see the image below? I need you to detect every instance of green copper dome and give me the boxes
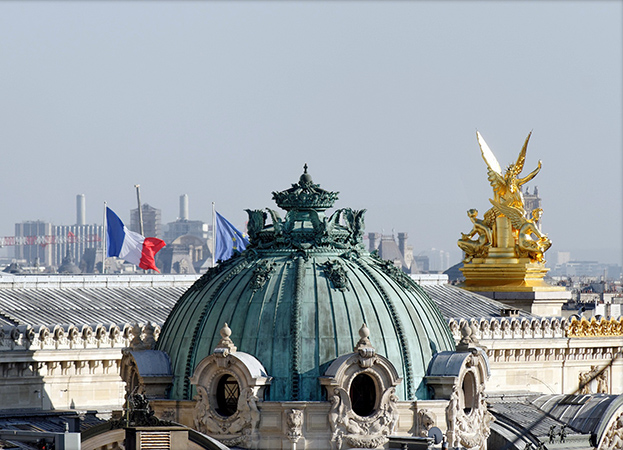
[157,167,455,402]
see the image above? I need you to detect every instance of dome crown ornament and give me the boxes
[271,164,339,211]
[245,165,366,252]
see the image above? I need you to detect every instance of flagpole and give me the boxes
[135,184,144,236]
[103,201,107,275]
[212,202,216,267]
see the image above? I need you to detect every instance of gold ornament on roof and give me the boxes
[458,132,551,264]
[458,131,560,292]
[566,316,623,338]
[457,209,493,263]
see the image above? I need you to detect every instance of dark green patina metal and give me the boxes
[157,167,455,402]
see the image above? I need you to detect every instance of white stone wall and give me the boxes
[448,317,623,396]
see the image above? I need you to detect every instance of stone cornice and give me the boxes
[0,323,161,352]
[447,316,623,341]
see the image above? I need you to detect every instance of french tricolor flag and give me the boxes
[106,207,165,272]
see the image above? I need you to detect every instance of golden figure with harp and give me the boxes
[458,131,552,264]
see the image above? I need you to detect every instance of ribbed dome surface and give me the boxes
[157,169,455,402]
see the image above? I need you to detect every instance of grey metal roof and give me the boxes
[420,283,535,320]
[487,393,623,448]
[427,348,490,377]
[530,393,623,437]
[0,286,187,327]
[129,350,172,377]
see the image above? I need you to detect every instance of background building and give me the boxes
[14,220,54,267]
[130,204,162,239]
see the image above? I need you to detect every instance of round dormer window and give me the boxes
[350,373,376,417]
[215,374,239,417]
[462,371,477,415]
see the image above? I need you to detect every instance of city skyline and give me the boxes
[1,2,621,265]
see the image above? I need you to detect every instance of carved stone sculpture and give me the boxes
[193,384,261,449]
[327,386,399,449]
[599,412,623,450]
[285,409,304,443]
[445,380,493,450]
[416,409,435,438]
[322,325,402,450]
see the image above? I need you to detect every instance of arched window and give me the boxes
[350,373,376,417]
[216,374,240,417]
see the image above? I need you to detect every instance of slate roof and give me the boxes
[0,275,197,327]
[377,237,405,266]
[0,286,187,327]
[420,283,534,320]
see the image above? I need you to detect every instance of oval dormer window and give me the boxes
[462,371,477,415]
[350,373,376,417]
[216,374,240,417]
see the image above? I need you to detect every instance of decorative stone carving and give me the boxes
[215,323,237,354]
[245,209,267,241]
[445,383,493,450]
[599,412,623,450]
[426,348,492,450]
[322,260,350,291]
[320,325,402,450]
[457,321,482,352]
[190,323,271,449]
[416,409,436,437]
[327,386,399,449]
[579,365,609,395]
[285,409,304,443]
[250,260,274,292]
[194,385,260,448]
[373,256,416,291]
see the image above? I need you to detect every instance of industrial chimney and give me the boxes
[76,194,86,225]
[180,194,189,221]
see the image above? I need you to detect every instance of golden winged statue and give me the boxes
[477,131,542,225]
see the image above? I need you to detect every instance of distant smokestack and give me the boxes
[76,194,86,225]
[180,194,189,221]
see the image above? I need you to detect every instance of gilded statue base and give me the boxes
[459,249,556,292]
[459,250,570,316]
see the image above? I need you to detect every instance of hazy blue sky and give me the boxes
[1,1,621,265]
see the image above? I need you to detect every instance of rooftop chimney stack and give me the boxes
[180,194,189,221]
[76,194,86,225]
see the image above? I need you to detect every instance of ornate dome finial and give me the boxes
[272,166,339,211]
[215,323,237,354]
[354,323,376,362]
[355,323,373,351]
[359,323,370,340]
[299,163,313,185]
